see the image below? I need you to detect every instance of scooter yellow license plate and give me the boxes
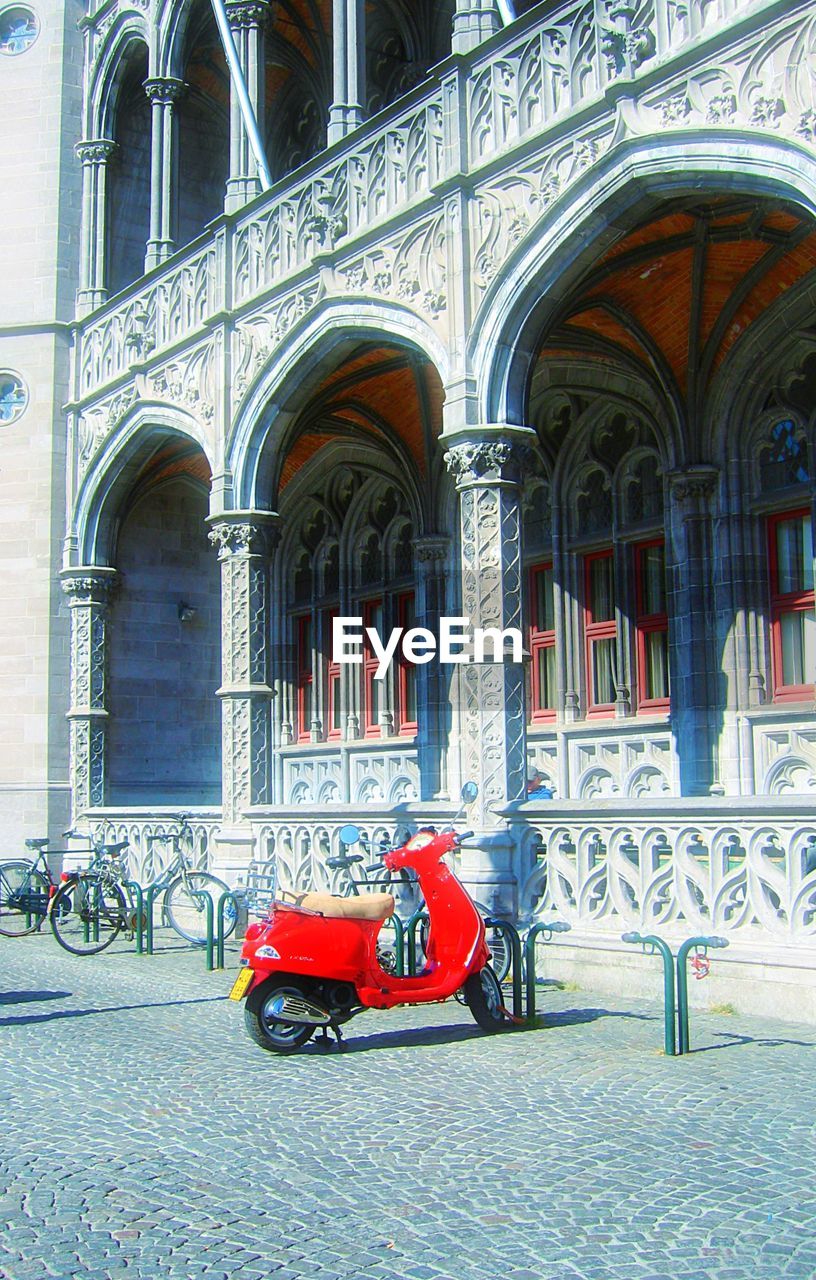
[228,968,254,1001]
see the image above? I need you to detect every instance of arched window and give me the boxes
[524,415,669,725]
[524,479,555,721]
[107,44,151,294]
[177,1,229,248]
[283,472,417,743]
[756,418,814,702]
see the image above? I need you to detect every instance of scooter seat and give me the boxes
[297,891,395,921]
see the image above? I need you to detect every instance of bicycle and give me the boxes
[140,816,237,947]
[0,831,96,937]
[49,817,237,955]
[49,838,134,955]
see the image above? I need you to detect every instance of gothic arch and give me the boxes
[86,19,148,139]
[72,404,214,566]
[472,133,816,428]
[226,299,450,511]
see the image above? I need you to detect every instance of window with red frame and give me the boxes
[768,510,815,700]
[635,540,670,710]
[362,598,383,735]
[325,609,342,738]
[296,614,313,741]
[397,592,418,735]
[529,562,556,720]
[585,551,617,715]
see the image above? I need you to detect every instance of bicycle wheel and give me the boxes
[164,873,234,945]
[50,877,127,955]
[485,925,512,983]
[0,861,50,936]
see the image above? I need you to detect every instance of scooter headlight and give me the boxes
[405,831,435,851]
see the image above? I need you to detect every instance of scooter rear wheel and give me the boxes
[463,965,507,1032]
[244,979,316,1054]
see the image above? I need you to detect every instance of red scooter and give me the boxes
[229,784,510,1052]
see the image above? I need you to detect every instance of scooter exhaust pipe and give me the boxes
[269,994,332,1026]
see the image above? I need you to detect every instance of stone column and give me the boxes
[667,467,721,795]
[208,513,278,878]
[75,139,116,315]
[225,1,270,212]
[144,77,185,270]
[60,568,118,815]
[444,434,531,914]
[452,0,503,53]
[414,536,450,801]
[327,0,365,145]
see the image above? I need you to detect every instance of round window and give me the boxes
[0,6,39,55]
[0,372,28,423]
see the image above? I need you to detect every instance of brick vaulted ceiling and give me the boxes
[278,346,443,492]
[532,197,816,441]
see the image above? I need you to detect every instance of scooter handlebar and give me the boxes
[457,830,474,842]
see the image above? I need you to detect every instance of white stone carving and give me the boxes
[521,812,816,942]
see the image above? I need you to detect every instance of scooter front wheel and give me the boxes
[244,978,316,1054]
[463,965,507,1033]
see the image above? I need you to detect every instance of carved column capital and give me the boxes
[225,0,271,28]
[75,139,117,165]
[207,512,280,560]
[668,465,720,510]
[444,437,533,488]
[143,77,187,106]
[412,535,450,565]
[60,566,118,606]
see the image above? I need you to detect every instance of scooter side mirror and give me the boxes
[461,781,479,805]
[339,824,361,847]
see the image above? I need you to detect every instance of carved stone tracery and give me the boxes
[208,514,279,825]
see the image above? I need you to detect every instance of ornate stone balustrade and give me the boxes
[515,799,816,945]
[81,798,816,951]
[70,0,812,439]
[87,809,222,883]
[248,803,457,907]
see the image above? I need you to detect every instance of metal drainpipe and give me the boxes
[209,0,273,191]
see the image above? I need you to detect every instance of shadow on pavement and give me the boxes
[536,1008,657,1027]
[0,990,72,1006]
[0,995,225,1028]
[689,1030,816,1053]
[299,1006,655,1055]
[304,1022,484,1054]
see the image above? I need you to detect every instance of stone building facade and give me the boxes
[2,0,815,1012]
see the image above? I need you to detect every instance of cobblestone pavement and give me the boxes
[1,930,815,1280]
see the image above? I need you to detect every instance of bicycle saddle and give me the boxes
[25,838,50,849]
[101,840,130,855]
[294,891,395,921]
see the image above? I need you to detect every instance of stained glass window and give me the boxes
[0,8,38,55]
[0,373,27,423]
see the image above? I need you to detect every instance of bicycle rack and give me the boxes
[144,884,163,955]
[215,890,243,970]
[405,909,429,976]
[380,912,405,976]
[523,920,572,1021]
[484,918,524,1019]
[622,932,677,1056]
[676,935,729,1054]
[124,880,145,954]
[622,932,730,1055]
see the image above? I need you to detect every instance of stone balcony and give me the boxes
[67,0,816,508]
